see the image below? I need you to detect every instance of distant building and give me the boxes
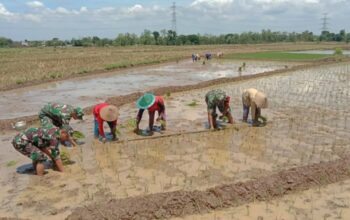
[21,41,29,47]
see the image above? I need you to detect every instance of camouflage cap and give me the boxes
[74,107,84,119]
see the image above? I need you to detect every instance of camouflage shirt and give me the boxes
[39,103,74,128]
[205,89,227,114]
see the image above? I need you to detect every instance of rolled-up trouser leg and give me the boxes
[255,107,261,121]
[93,118,99,138]
[243,105,249,122]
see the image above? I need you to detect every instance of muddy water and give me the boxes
[289,50,350,55]
[0,62,349,219]
[0,60,293,119]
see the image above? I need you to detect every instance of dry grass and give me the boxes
[0,43,347,90]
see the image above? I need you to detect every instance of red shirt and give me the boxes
[93,103,117,138]
[148,96,164,113]
[137,96,165,122]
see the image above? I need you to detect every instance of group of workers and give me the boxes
[11,88,267,176]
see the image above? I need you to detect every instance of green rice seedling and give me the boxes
[127,118,137,130]
[334,48,343,56]
[187,100,198,107]
[72,130,85,139]
[60,151,72,165]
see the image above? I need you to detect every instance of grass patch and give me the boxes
[187,100,198,107]
[225,51,331,61]
[126,118,137,130]
[6,160,17,167]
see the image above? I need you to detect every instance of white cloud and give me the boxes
[56,7,70,14]
[0,3,14,19]
[191,0,234,8]
[96,7,115,13]
[80,6,88,13]
[23,14,41,22]
[26,1,44,8]
[127,4,144,14]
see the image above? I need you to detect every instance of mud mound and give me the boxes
[66,155,350,220]
[1,60,342,131]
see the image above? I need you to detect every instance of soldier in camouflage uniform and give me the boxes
[39,103,84,146]
[12,127,69,176]
[205,89,234,129]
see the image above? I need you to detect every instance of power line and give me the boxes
[321,13,329,32]
[171,2,177,33]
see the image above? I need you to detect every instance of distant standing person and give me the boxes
[135,93,166,134]
[205,89,234,129]
[39,103,84,146]
[12,127,69,176]
[242,88,268,126]
[205,53,212,60]
[93,103,119,142]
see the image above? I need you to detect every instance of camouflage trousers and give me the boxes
[12,139,60,163]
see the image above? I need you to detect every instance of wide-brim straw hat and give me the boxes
[136,93,156,109]
[254,92,268,108]
[100,105,119,122]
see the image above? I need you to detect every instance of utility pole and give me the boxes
[171,2,177,33]
[321,13,329,33]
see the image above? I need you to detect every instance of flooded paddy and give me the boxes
[289,50,350,55]
[0,62,349,219]
[0,60,294,119]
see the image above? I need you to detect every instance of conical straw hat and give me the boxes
[136,93,156,109]
[254,92,268,108]
[100,105,119,122]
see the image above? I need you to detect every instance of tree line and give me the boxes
[1,29,349,48]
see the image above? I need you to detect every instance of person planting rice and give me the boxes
[242,88,268,126]
[39,103,84,146]
[135,93,166,135]
[205,89,234,129]
[93,103,119,143]
[12,127,68,176]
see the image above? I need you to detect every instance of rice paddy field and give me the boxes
[0,43,350,220]
[0,43,347,90]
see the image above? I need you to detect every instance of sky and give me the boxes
[0,0,349,40]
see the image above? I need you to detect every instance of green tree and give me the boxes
[152,31,160,45]
[140,29,154,45]
[0,37,13,47]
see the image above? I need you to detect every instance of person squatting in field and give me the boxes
[242,88,268,126]
[205,89,234,129]
[39,103,84,146]
[93,103,119,143]
[12,127,69,176]
[135,93,166,135]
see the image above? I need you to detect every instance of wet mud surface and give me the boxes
[66,154,350,220]
[0,59,338,130]
[0,60,349,219]
[0,60,292,120]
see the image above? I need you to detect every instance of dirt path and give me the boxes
[66,154,350,220]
